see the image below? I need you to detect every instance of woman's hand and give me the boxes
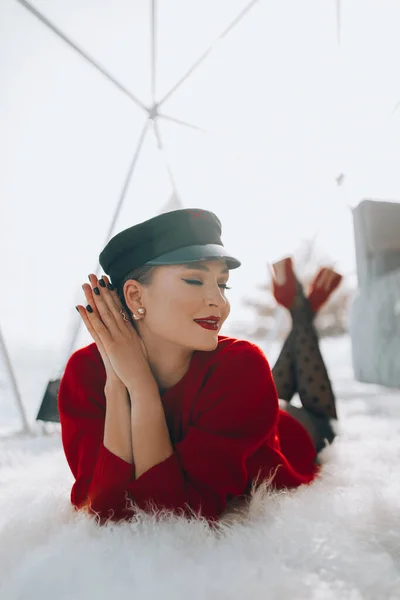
[76,274,151,390]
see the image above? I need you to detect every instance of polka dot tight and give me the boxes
[272,280,338,421]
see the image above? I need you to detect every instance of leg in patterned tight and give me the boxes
[270,258,298,401]
[271,260,342,420]
[272,335,297,401]
[289,283,338,420]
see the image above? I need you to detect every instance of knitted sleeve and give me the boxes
[58,347,135,522]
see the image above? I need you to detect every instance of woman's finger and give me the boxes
[97,274,133,329]
[85,277,124,336]
[89,274,122,313]
[83,282,119,336]
[80,299,114,345]
[100,274,115,293]
[76,305,115,373]
[82,283,101,320]
[75,305,109,347]
[101,275,125,308]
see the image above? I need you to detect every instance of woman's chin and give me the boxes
[194,332,219,351]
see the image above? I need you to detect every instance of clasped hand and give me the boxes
[76,274,151,390]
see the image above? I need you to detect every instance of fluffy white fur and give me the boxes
[1,338,400,599]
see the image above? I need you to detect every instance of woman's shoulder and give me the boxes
[196,335,271,371]
[215,335,268,360]
[189,336,277,422]
[59,343,106,411]
[64,342,104,377]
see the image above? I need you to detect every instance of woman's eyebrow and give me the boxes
[181,263,229,274]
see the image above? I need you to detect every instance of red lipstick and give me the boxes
[193,316,220,331]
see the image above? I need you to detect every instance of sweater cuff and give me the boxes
[91,442,135,490]
[130,452,184,510]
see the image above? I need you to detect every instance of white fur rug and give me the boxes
[1,338,400,600]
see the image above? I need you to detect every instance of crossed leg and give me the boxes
[270,259,342,452]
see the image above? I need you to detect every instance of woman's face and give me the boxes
[125,259,231,351]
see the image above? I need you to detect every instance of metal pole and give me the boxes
[60,119,150,368]
[15,0,148,112]
[153,120,180,200]
[158,113,209,133]
[158,0,261,108]
[0,325,31,434]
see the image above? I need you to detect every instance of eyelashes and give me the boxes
[183,279,232,290]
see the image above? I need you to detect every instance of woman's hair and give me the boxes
[117,265,155,323]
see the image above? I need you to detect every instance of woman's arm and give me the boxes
[83,342,282,522]
[103,375,175,477]
[104,380,133,465]
[129,377,173,479]
[58,347,135,522]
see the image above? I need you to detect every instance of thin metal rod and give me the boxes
[15,0,148,112]
[158,112,209,133]
[152,120,180,200]
[61,119,150,368]
[0,325,31,434]
[151,0,157,104]
[158,0,260,108]
[100,120,150,244]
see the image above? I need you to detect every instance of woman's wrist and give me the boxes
[127,372,159,403]
[104,376,127,396]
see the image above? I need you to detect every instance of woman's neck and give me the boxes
[141,336,193,393]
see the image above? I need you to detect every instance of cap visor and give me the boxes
[145,244,241,269]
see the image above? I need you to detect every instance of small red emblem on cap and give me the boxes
[188,210,207,220]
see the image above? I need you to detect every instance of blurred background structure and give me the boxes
[236,238,354,341]
[1,0,400,433]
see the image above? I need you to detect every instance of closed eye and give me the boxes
[182,279,232,290]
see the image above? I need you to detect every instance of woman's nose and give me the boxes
[206,285,227,306]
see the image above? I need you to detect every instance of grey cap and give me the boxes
[145,243,241,269]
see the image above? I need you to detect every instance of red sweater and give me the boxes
[58,336,319,524]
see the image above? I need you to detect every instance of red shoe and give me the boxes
[307,267,343,313]
[270,257,297,309]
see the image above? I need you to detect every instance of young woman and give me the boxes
[58,209,341,525]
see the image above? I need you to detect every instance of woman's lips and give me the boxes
[194,321,219,331]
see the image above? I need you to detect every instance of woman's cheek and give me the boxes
[222,300,231,321]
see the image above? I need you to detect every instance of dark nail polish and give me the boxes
[99,278,106,288]
[107,283,114,291]
[86,305,93,313]
[75,306,79,312]
[88,275,91,281]
[93,287,100,296]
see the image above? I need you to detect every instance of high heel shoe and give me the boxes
[307,267,343,314]
[270,257,298,310]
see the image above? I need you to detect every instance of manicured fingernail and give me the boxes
[93,287,100,296]
[99,278,106,288]
[75,306,79,312]
[88,275,92,281]
[107,283,114,291]
[86,305,93,313]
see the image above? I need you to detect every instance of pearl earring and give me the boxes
[137,307,146,315]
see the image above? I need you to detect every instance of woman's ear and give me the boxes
[123,279,142,313]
